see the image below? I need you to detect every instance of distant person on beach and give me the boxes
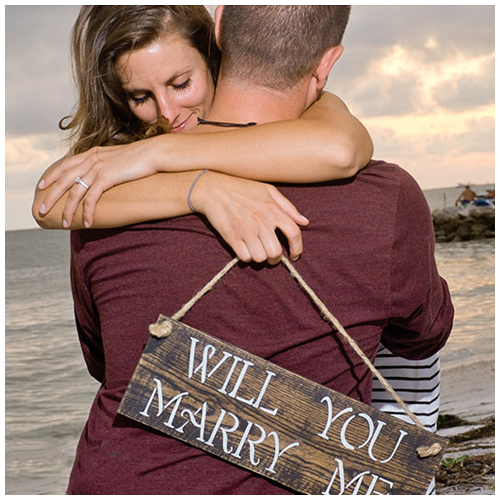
[455,185,477,206]
[32,5,453,495]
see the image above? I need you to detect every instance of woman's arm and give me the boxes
[37,92,372,222]
[33,171,196,229]
[32,170,309,264]
[153,92,372,182]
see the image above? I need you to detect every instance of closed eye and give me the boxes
[129,93,150,106]
[172,78,191,91]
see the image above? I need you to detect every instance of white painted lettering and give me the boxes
[253,370,279,415]
[265,431,301,474]
[176,402,208,443]
[187,337,200,379]
[365,474,394,495]
[317,397,353,439]
[139,378,188,431]
[139,377,164,417]
[339,413,375,450]
[229,359,255,404]
[219,355,242,395]
[205,409,240,454]
[368,420,408,464]
[322,458,372,495]
[162,392,189,429]
[187,336,232,383]
[186,337,278,415]
[232,420,267,466]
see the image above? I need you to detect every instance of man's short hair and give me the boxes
[219,5,351,91]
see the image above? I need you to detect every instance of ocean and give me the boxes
[5,201,495,494]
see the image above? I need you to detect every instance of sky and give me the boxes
[5,5,496,231]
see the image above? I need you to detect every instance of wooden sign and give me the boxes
[118,315,448,495]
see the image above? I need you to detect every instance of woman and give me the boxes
[32,6,440,495]
[33,5,373,264]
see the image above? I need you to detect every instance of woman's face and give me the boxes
[116,35,215,133]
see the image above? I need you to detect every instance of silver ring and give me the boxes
[75,177,90,190]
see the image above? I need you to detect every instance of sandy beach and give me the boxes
[436,358,495,494]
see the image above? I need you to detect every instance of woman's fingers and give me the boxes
[81,179,108,227]
[38,151,92,190]
[231,239,257,264]
[198,175,306,265]
[206,209,281,264]
[245,231,277,264]
[38,148,110,225]
[61,170,111,227]
[37,148,101,216]
[61,183,91,227]
[230,210,303,265]
[37,152,94,215]
[275,217,303,262]
[37,157,70,190]
[38,169,87,215]
[268,186,309,227]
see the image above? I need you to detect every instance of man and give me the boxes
[455,184,477,205]
[68,6,453,494]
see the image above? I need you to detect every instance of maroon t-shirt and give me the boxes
[67,160,453,494]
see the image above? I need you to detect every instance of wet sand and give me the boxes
[436,359,495,495]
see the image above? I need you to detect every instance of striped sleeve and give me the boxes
[372,345,441,495]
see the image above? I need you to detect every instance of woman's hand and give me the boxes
[191,172,309,265]
[37,139,159,227]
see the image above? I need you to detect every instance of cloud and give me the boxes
[6,134,64,192]
[5,5,80,136]
[331,5,495,119]
[426,117,495,156]
[367,115,495,189]
[432,57,495,112]
[334,69,427,118]
[369,115,494,161]
[347,5,494,63]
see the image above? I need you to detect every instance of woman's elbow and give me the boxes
[31,196,62,230]
[32,204,53,229]
[32,196,46,228]
[327,138,373,179]
[348,139,374,175]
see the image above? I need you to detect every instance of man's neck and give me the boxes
[204,81,311,127]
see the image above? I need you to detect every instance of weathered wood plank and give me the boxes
[118,315,448,495]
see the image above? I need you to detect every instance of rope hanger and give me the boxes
[149,255,442,458]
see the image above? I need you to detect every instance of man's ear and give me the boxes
[214,6,224,50]
[313,45,344,91]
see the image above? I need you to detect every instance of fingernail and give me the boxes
[39,203,47,214]
[291,255,300,262]
[301,215,309,223]
[84,220,90,228]
[38,180,45,189]
[62,219,69,228]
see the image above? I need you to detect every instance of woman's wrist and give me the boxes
[187,169,210,212]
[187,170,217,213]
[135,134,175,175]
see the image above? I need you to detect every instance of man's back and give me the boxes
[68,160,453,494]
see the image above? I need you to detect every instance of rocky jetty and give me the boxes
[432,206,495,243]
[436,359,495,495]
[436,415,495,495]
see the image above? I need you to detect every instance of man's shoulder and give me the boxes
[363,159,414,180]
[361,160,430,224]
[282,159,424,207]
[361,159,425,196]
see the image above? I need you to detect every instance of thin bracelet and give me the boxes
[187,169,209,212]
